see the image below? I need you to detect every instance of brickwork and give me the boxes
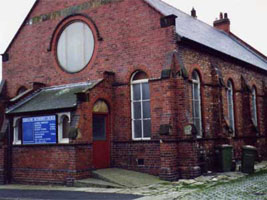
[1,0,267,183]
[0,145,6,184]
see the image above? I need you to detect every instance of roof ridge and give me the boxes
[6,89,41,114]
[45,81,94,91]
[145,0,267,70]
[147,0,221,33]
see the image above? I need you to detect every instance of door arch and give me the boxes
[92,100,110,169]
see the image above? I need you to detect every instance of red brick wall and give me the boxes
[2,0,267,183]
[3,0,175,97]
[177,44,267,173]
[0,145,6,184]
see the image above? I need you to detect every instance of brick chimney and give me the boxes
[213,12,230,33]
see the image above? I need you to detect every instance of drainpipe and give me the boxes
[6,118,12,184]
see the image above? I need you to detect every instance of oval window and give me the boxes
[57,21,95,73]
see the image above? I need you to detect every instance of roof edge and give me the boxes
[2,0,39,55]
[229,32,267,60]
[179,37,267,73]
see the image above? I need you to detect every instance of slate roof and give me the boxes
[6,80,102,114]
[145,0,267,71]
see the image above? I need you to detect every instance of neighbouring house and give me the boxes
[0,0,267,184]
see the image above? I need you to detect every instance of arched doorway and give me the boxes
[92,100,110,169]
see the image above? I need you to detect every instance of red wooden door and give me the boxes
[92,114,110,169]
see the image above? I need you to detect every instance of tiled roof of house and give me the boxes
[6,80,102,114]
[145,0,267,71]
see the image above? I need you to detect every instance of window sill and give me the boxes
[132,138,151,141]
[58,138,70,144]
[13,141,21,145]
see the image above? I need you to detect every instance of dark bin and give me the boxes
[215,144,233,172]
[241,145,257,174]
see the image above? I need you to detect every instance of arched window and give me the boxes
[58,113,71,143]
[227,80,235,133]
[192,70,202,137]
[131,71,151,140]
[251,87,258,127]
[62,116,70,139]
[13,117,22,145]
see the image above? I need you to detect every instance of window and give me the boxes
[251,87,258,127]
[93,100,109,141]
[58,113,71,143]
[131,71,151,140]
[13,117,22,145]
[57,21,95,73]
[192,71,202,137]
[227,80,235,133]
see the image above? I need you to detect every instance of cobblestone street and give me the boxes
[181,171,267,200]
[135,162,267,200]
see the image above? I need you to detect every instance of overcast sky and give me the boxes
[0,0,267,80]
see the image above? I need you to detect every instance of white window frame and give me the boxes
[192,71,202,138]
[227,80,235,134]
[131,72,151,141]
[58,112,71,144]
[252,87,258,127]
[13,117,22,145]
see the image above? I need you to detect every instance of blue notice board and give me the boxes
[22,115,57,145]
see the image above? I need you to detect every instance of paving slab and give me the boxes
[75,178,123,188]
[92,168,166,188]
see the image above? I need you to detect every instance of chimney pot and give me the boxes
[224,13,228,19]
[220,12,223,19]
[191,7,197,18]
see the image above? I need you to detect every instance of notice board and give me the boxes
[22,115,57,144]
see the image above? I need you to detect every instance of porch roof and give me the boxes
[6,80,102,114]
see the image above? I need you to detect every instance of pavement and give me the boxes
[0,190,140,200]
[0,161,267,200]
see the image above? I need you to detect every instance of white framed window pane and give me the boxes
[133,102,141,119]
[193,83,199,100]
[227,81,235,131]
[192,71,202,136]
[142,83,150,100]
[133,84,141,100]
[143,120,151,138]
[194,118,201,135]
[193,100,200,117]
[143,101,151,118]
[252,88,257,125]
[134,120,142,138]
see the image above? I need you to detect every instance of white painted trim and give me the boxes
[13,117,22,145]
[192,71,202,137]
[58,112,71,144]
[131,72,151,140]
[252,87,258,127]
[227,80,235,135]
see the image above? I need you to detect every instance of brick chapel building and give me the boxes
[0,0,267,184]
